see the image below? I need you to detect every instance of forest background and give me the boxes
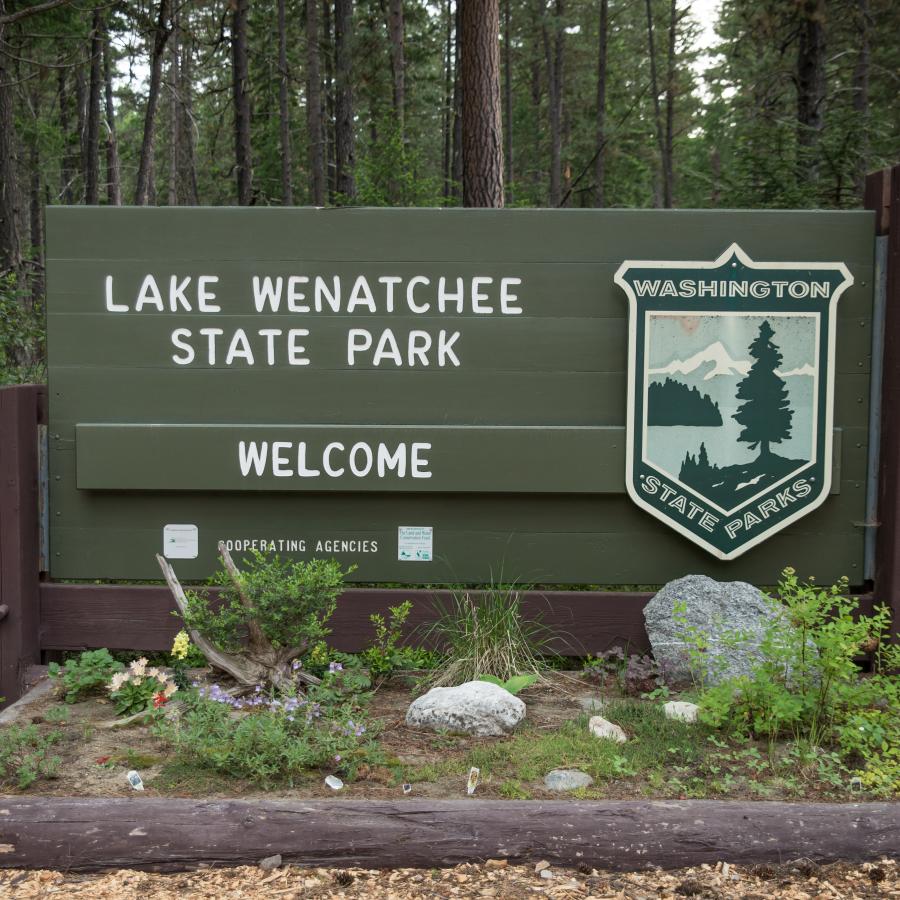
[0,0,897,380]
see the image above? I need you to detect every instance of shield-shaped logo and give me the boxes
[615,243,853,560]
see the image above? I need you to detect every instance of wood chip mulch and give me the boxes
[1,857,896,899]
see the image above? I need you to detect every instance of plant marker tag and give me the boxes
[325,775,344,791]
[466,766,480,795]
[126,770,144,791]
[402,783,412,795]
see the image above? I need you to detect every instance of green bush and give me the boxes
[361,600,414,680]
[48,649,123,703]
[181,550,349,655]
[0,725,62,789]
[164,663,377,787]
[691,568,900,795]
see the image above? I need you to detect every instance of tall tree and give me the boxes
[277,0,293,204]
[503,0,512,198]
[0,0,21,271]
[460,0,503,206]
[387,0,405,136]
[645,0,667,207]
[593,0,608,206]
[852,0,870,196]
[103,30,122,206]
[231,0,253,205]
[796,0,826,186]
[135,0,172,206]
[540,0,564,206]
[662,0,677,208]
[84,8,103,204]
[333,0,356,200]
[307,0,326,204]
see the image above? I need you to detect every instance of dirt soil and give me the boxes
[2,858,897,899]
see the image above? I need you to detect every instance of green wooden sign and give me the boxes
[45,208,874,584]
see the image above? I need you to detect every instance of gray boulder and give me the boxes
[544,769,594,791]
[644,574,779,686]
[405,680,525,737]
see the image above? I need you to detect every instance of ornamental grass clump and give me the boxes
[422,584,554,688]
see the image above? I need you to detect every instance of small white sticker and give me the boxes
[163,524,199,559]
[398,525,432,561]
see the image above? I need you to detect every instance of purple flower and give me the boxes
[291,660,302,671]
[328,661,344,674]
[334,754,342,762]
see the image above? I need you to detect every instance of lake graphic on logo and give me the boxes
[616,244,853,559]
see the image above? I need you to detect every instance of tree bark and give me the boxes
[460,0,504,207]
[593,0,608,207]
[450,0,462,200]
[307,0,325,204]
[387,0,404,137]
[851,0,869,198]
[540,0,564,207]
[333,0,356,201]
[231,0,253,205]
[796,0,825,186]
[180,25,199,206]
[645,0,666,208]
[134,0,172,206]
[57,64,74,204]
[102,32,122,206]
[662,0,676,208]
[0,4,21,272]
[442,0,453,199]
[84,8,103,205]
[503,0,512,199]
[278,0,293,204]
[75,64,86,200]
[322,0,336,200]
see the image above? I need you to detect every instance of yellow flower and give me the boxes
[171,630,191,661]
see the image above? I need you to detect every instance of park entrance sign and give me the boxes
[45,208,874,585]
[617,244,853,559]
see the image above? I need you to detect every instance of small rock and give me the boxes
[540,869,554,880]
[259,854,282,871]
[544,769,594,791]
[405,681,526,737]
[485,859,508,869]
[588,715,627,742]
[664,701,700,723]
[535,860,551,873]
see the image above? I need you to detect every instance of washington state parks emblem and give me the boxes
[615,243,853,560]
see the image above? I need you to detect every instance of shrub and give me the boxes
[421,584,554,687]
[0,725,62,789]
[691,568,900,794]
[48,649,123,703]
[361,600,413,680]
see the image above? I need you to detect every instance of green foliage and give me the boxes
[0,271,45,385]
[181,550,349,655]
[691,568,900,795]
[362,600,414,680]
[48,649,123,703]
[477,674,539,695]
[0,725,62,789]
[421,584,554,687]
[164,665,378,788]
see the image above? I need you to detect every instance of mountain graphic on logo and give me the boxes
[649,341,750,381]
[776,363,816,377]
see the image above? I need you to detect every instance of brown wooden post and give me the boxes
[867,165,900,634]
[0,384,44,707]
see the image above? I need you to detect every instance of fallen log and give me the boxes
[0,798,897,873]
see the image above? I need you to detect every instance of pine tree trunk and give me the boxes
[278,0,293,204]
[29,88,44,304]
[0,6,21,272]
[450,0,462,200]
[75,64,87,200]
[540,0,564,206]
[135,0,172,206]
[307,0,326,204]
[103,32,122,206]
[796,0,825,187]
[58,65,74,204]
[322,0,336,201]
[387,0,404,137]
[167,13,180,207]
[593,0,607,207]
[180,30,199,206]
[852,0,869,199]
[84,8,103,205]
[662,0,676,208]
[333,0,356,201]
[441,0,453,200]
[231,0,253,205]
[503,0,513,200]
[645,0,666,208]
[460,0,504,207]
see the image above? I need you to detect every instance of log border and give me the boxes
[0,797,897,873]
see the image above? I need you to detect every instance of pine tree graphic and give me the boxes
[732,320,793,460]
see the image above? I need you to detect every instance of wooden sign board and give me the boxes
[46,208,874,583]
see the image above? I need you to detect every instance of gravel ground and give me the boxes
[1,858,896,899]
